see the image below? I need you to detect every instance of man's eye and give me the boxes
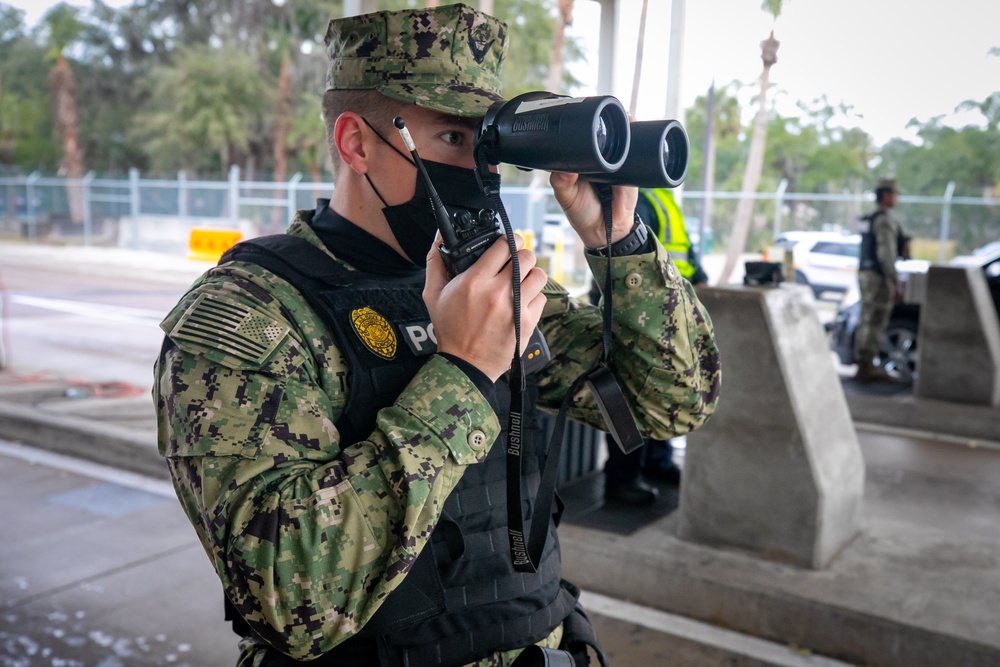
[441,131,464,146]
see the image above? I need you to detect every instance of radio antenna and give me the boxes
[393,117,460,248]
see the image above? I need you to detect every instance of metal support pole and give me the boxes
[664,0,686,122]
[287,173,302,229]
[773,178,788,239]
[229,164,240,226]
[25,171,40,241]
[698,80,715,260]
[938,181,956,263]
[82,171,95,246]
[595,0,617,95]
[129,167,140,250]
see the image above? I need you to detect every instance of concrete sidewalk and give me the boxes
[0,440,239,666]
[3,241,1000,666]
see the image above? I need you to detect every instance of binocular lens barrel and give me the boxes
[478,92,630,174]
[585,119,689,188]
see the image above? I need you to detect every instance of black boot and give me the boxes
[604,477,659,506]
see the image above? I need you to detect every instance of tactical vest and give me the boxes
[640,188,696,279]
[219,233,579,667]
[859,210,907,275]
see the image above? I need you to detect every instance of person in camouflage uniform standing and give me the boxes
[855,177,908,382]
[154,4,721,666]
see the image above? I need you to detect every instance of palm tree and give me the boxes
[545,0,573,93]
[137,44,272,176]
[42,3,86,224]
[718,0,783,284]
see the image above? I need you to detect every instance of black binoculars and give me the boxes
[476,91,689,188]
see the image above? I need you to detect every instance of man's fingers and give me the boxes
[468,234,525,276]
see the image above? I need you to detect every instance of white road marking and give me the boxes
[580,590,855,667]
[9,295,166,325]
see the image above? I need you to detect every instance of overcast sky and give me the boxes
[573,0,1000,146]
[7,0,1000,146]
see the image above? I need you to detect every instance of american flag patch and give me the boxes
[170,294,288,365]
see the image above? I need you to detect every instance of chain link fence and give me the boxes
[2,169,997,280]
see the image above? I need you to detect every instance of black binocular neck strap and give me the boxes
[472,143,623,573]
[593,183,616,363]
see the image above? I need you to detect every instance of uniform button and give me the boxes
[625,273,643,288]
[468,430,488,450]
[666,264,676,280]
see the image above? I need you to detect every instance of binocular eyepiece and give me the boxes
[476,91,688,189]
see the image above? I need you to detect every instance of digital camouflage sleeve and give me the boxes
[154,213,720,663]
[537,240,721,437]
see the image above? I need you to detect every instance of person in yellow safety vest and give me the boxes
[636,188,708,286]
[601,188,706,506]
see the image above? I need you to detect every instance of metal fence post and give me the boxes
[25,171,40,241]
[229,164,240,226]
[178,170,187,218]
[287,173,302,228]
[82,171,95,246]
[773,178,788,239]
[938,181,956,263]
[129,167,141,249]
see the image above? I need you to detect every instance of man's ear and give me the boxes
[334,112,371,175]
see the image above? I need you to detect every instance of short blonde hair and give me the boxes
[321,90,410,178]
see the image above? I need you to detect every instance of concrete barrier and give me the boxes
[915,265,1000,407]
[679,284,865,569]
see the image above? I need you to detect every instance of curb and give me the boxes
[0,400,166,480]
[846,391,1000,444]
[561,521,1000,667]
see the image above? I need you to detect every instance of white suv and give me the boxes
[774,231,861,299]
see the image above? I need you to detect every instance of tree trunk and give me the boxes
[529,0,574,194]
[718,32,779,284]
[49,55,86,224]
[271,56,293,231]
[545,0,573,93]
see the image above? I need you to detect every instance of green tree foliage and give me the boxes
[879,105,1000,253]
[0,5,60,169]
[135,44,273,175]
[683,81,747,192]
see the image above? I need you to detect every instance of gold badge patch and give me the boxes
[351,307,396,360]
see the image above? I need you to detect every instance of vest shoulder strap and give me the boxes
[220,234,356,290]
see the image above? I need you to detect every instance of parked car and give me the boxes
[773,231,861,299]
[828,241,1000,382]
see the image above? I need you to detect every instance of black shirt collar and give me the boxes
[309,199,423,278]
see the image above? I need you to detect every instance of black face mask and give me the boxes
[364,120,494,266]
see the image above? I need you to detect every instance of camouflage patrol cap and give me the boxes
[324,3,508,118]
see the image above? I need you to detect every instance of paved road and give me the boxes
[1,252,195,392]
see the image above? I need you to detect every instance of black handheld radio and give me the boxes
[392,117,503,277]
[392,117,550,373]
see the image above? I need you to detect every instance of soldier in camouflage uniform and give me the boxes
[154,4,721,666]
[855,177,907,382]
